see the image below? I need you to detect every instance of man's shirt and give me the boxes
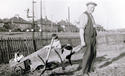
[77,12,96,46]
[77,13,88,29]
[77,13,88,46]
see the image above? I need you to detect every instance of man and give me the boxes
[77,2,97,76]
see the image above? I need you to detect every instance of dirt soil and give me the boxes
[1,43,125,76]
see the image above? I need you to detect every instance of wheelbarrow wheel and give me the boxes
[14,66,24,75]
[39,65,46,76]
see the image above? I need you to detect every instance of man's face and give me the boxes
[87,4,96,13]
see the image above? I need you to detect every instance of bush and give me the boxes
[0,27,8,32]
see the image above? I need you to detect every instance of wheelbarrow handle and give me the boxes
[46,38,54,61]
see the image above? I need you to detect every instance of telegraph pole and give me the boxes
[68,6,70,26]
[32,0,37,51]
[32,0,36,51]
[26,0,36,51]
[40,0,43,37]
[32,0,35,30]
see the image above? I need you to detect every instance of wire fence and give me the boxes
[0,36,80,63]
[0,32,125,63]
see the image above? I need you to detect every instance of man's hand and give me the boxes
[80,44,86,49]
[93,24,97,27]
[81,41,86,47]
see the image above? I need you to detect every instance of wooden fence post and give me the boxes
[0,38,2,63]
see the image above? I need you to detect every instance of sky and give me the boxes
[0,0,125,30]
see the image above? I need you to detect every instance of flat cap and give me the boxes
[86,2,97,6]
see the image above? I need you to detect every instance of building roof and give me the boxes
[10,16,31,24]
[37,17,56,25]
[2,16,31,24]
[0,19,3,23]
[57,20,74,26]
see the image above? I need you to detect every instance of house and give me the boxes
[9,16,32,31]
[95,24,105,31]
[1,16,32,32]
[0,19,7,32]
[57,20,79,32]
[37,17,59,32]
[0,19,4,27]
